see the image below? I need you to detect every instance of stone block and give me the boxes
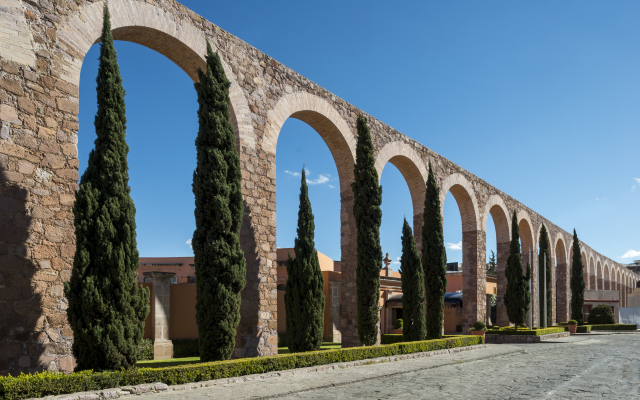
[153,340,173,360]
[17,97,36,115]
[0,78,24,96]
[56,98,78,114]
[0,171,23,182]
[59,356,75,372]
[0,105,21,125]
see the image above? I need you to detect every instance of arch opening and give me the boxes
[441,175,482,332]
[555,237,569,323]
[483,198,509,327]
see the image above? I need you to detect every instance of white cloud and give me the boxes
[445,241,462,250]
[186,238,192,250]
[620,249,640,259]
[328,185,335,189]
[285,170,301,178]
[632,178,640,191]
[595,197,608,201]
[391,256,401,265]
[307,174,331,185]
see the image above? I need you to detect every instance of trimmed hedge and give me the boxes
[559,324,636,332]
[589,324,637,331]
[0,336,482,400]
[173,339,199,359]
[486,327,565,336]
[576,325,591,333]
[381,334,464,345]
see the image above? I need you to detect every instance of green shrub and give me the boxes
[394,319,403,330]
[568,319,577,325]
[576,325,591,333]
[471,321,487,332]
[589,324,637,331]
[173,339,199,359]
[277,332,288,347]
[587,305,615,325]
[0,337,483,400]
[485,327,565,336]
[381,334,405,345]
[455,325,462,333]
[137,339,154,361]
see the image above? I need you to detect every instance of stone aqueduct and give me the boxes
[0,0,638,375]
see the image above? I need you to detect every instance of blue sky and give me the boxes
[78,1,640,268]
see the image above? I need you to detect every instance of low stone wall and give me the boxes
[485,331,569,344]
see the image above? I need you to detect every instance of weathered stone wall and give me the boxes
[1,0,639,375]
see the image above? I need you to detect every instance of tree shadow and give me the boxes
[236,201,269,358]
[0,162,61,375]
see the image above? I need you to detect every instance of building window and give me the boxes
[187,276,196,284]
[170,276,177,284]
[277,261,287,267]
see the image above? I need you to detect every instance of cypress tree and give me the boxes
[64,4,149,371]
[422,162,447,339]
[284,168,325,352]
[503,211,531,329]
[538,224,551,327]
[193,41,246,361]
[400,218,425,341]
[570,229,586,325]
[351,115,382,346]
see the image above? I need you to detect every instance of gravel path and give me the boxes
[144,333,640,400]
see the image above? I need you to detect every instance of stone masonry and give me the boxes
[0,0,639,376]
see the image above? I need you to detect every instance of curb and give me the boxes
[31,344,487,400]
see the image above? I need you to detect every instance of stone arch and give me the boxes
[555,234,570,323]
[517,211,535,263]
[264,92,356,188]
[604,264,611,290]
[517,211,535,326]
[263,91,357,346]
[375,141,427,247]
[581,248,589,289]
[439,173,482,331]
[535,222,553,326]
[596,260,603,290]
[589,255,596,290]
[482,195,511,327]
[55,0,255,148]
[439,173,480,233]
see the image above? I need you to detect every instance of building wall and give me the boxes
[169,284,198,339]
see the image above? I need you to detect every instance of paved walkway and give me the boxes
[145,333,640,399]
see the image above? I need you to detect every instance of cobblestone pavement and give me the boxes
[145,333,640,400]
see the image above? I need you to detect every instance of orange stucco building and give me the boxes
[136,255,497,344]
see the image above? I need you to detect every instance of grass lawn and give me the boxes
[136,342,343,368]
[277,342,342,355]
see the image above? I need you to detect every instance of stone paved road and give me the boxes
[145,333,640,400]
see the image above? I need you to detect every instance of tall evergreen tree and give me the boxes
[193,41,246,361]
[503,211,531,330]
[64,4,149,371]
[284,168,325,352]
[538,224,552,327]
[400,218,425,341]
[570,229,586,325]
[487,250,497,277]
[422,163,447,339]
[351,115,382,346]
